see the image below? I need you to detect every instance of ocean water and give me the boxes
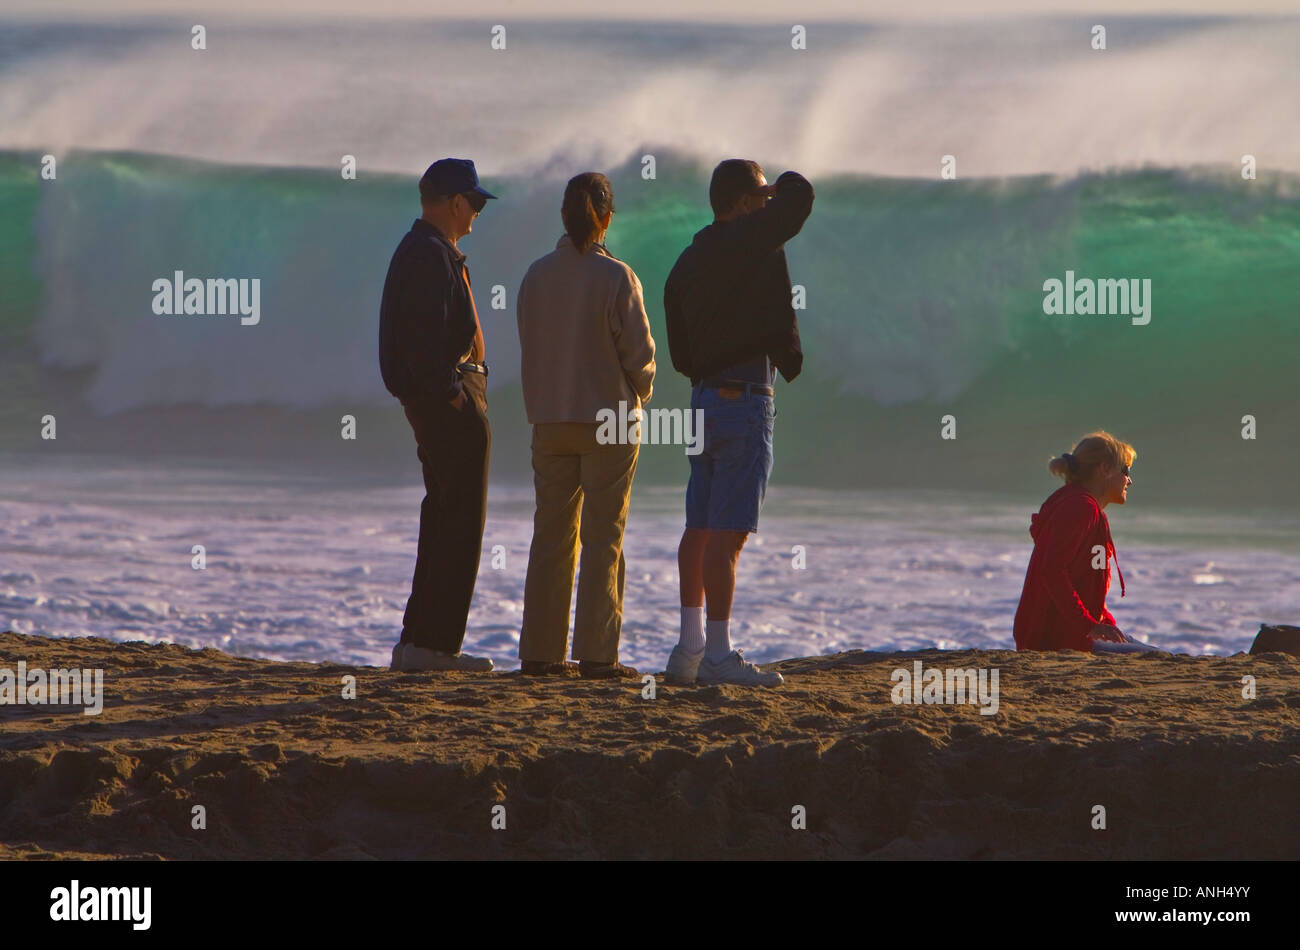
[3,150,1298,503]
[1,455,1296,667]
[1,16,1297,664]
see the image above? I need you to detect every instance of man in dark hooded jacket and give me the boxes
[662,160,814,686]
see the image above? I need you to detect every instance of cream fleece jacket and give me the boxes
[517,233,656,424]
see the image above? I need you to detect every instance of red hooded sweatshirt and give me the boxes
[1013,482,1126,652]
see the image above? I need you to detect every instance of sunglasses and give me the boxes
[462,192,488,214]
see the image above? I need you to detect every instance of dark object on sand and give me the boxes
[1249,624,1300,657]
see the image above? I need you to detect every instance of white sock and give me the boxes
[705,619,732,661]
[678,606,705,654]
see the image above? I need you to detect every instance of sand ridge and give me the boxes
[1,632,1297,859]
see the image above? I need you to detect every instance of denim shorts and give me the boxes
[685,385,775,533]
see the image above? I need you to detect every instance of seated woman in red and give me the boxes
[1014,430,1154,653]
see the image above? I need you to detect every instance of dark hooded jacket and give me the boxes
[1013,482,1127,651]
[664,170,814,384]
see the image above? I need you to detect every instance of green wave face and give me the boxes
[0,151,44,339]
[2,150,1297,506]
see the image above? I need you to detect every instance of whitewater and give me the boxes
[2,16,1298,178]
[2,456,1296,666]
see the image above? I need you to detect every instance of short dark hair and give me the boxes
[709,159,764,216]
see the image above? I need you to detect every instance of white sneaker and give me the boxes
[696,649,783,687]
[401,645,494,673]
[665,645,704,684]
[389,642,407,671]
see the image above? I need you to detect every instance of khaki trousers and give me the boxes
[519,422,639,664]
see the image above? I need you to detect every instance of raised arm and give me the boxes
[728,170,815,258]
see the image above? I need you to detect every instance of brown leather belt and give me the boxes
[699,377,773,397]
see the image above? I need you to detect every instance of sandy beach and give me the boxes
[2,630,1297,860]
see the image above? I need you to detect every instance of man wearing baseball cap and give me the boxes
[379,158,498,672]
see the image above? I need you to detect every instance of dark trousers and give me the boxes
[399,378,490,652]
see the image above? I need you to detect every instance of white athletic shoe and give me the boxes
[696,649,784,687]
[389,642,407,671]
[401,645,494,673]
[665,645,704,684]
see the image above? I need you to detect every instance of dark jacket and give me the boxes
[664,170,814,383]
[378,218,476,403]
[1013,482,1127,652]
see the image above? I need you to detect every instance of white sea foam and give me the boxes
[1,17,1297,177]
[1,459,1294,668]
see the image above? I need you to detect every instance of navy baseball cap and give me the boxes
[419,158,497,201]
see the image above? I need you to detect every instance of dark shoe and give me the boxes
[520,660,579,676]
[579,660,640,680]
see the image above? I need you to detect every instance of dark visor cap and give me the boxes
[419,158,497,202]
